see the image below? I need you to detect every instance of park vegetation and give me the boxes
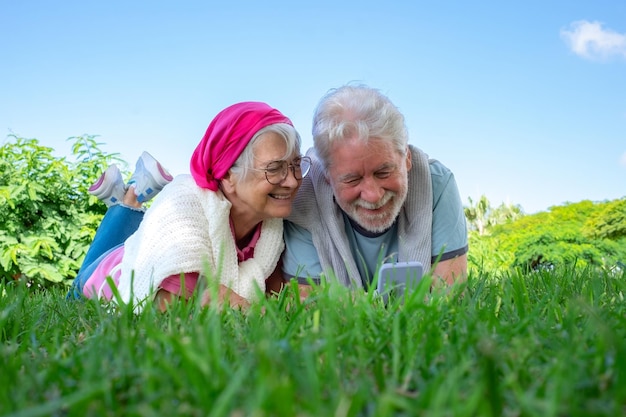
[1,134,625,415]
[464,195,626,274]
[0,135,124,287]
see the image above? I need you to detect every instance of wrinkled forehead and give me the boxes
[328,136,404,167]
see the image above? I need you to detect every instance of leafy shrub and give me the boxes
[468,199,626,273]
[0,134,124,287]
[583,198,626,240]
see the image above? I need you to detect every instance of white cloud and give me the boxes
[560,20,626,60]
[620,152,626,168]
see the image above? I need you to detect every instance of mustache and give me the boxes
[353,191,396,210]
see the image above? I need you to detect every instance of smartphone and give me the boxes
[376,261,424,303]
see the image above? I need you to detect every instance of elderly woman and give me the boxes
[70,102,310,310]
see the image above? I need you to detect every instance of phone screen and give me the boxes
[376,261,423,303]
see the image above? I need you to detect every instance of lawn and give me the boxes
[1,268,625,416]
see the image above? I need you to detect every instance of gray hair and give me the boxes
[229,123,302,181]
[312,84,409,170]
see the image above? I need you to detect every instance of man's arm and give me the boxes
[429,160,468,287]
[433,253,467,286]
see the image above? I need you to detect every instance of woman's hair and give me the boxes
[229,123,302,181]
[312,84,408,170]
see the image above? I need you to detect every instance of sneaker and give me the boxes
[89,164,126,207]
[128,151,173,203]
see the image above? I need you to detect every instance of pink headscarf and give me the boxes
[190,102,293,190]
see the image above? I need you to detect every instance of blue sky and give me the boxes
[2,0,625,214]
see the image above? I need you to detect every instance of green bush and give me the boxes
[467,200,626,274]
[0,134,123,287]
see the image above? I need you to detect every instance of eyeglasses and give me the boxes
[254,156,312,185]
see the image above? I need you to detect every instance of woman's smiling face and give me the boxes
[223,131,302,225]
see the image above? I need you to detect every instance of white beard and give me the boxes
[342,187,407,234]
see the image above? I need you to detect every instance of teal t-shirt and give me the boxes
[282,159,468,286]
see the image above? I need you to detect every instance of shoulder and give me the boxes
[288,149,327,225]
[407,145,454,190]
[161,174,201,195]
[428,159,453,181]
[284,219,314,241]
[157,175,227,206]
[428,159,458,202]
[140,175,231,233]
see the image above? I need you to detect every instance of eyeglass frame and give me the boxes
[251,156,312,185]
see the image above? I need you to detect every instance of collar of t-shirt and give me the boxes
[229,217,262,262]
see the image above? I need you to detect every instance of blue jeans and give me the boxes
[69,205,144,298]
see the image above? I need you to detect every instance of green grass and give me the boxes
[1,268,626,416]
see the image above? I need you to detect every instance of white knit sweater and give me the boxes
[116,175,284,308]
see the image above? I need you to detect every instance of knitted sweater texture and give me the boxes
[287,145,433,288]
[116,175,284,307]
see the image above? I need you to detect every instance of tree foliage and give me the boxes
[0,134,124,287]
[468,198,626,274]
[465,195,523,236]
[464,195,525,272]
[583,198,626,240]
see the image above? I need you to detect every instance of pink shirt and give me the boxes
[83,219,262,301]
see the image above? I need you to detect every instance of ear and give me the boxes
[405,146,412,171]
[220,171,236,194]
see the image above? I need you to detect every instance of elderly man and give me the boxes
[282,84,467,289]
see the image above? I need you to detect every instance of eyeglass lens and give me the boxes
[265,157,311,185]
